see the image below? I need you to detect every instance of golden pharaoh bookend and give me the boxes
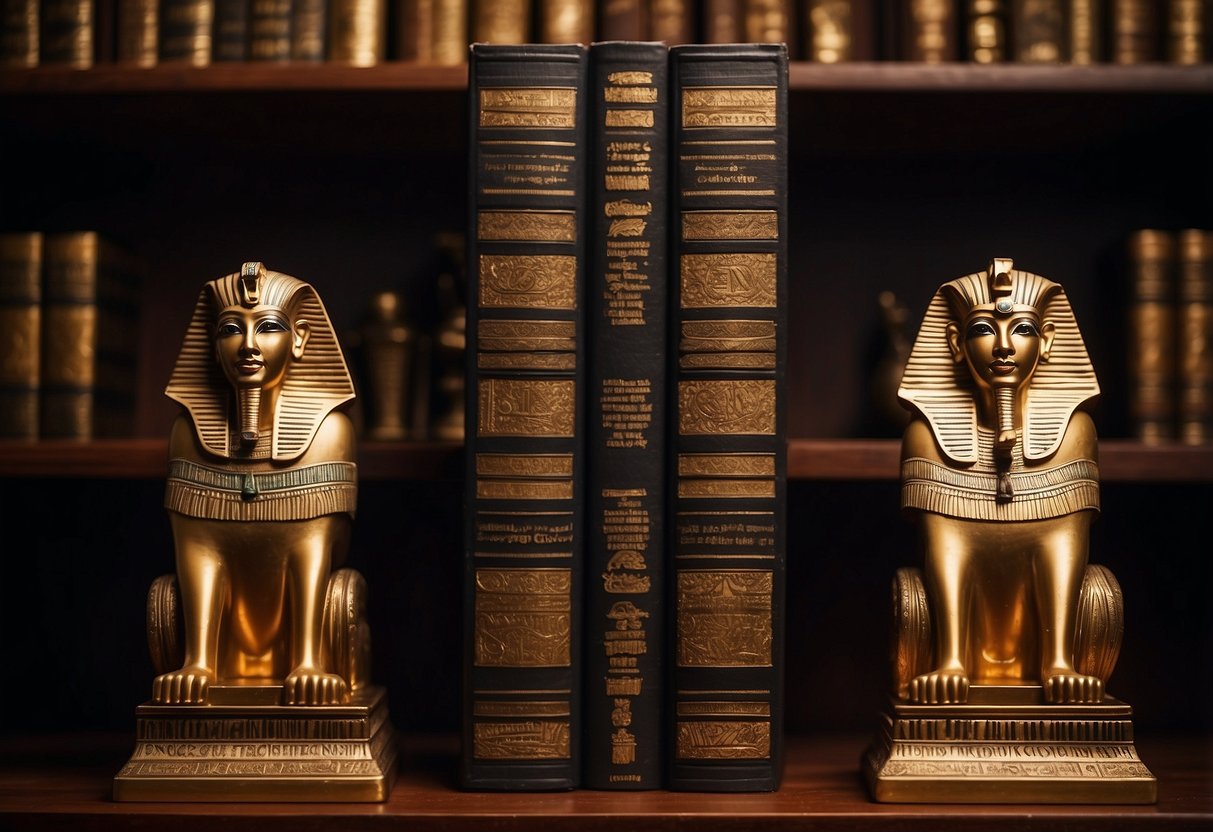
[114,263,397,802]
[863,259,1157,804]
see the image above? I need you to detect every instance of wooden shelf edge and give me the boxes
[1,438,1209,482]
[3,62,1211,95]
[0,732,1208,829]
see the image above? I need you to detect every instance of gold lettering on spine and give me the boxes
[480,88,577,129]
[676,570,773,666]
[678,380,776,435]
[477,454,574,477]
[607,71,653,85]
[474,701,571,717]
[475,568,572,667]
[477,480,575,500]
[682,211,779,241]
[677,701,771,716]
[478,211,577,242]
[678,480,776,499]
[473,721,572,759]
[678,454,776,477]
[682,87,777,128]
[681,255,777,307]
[605,87,658,103]
[676,721,771,759]
[479,255,577,309]
[478,379,576,437]
[606,110,655,129]
[478,353,578,371]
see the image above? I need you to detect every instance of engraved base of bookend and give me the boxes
[113,685,397,802]
[862,686,1157,804]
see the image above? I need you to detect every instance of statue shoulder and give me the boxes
[1052,408,1099,463]
[901,415,944,464]
[300,409,357,463]
[168,413,204,460]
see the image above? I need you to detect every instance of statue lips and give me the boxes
[990,360,1016,376]
[237,359,264,375]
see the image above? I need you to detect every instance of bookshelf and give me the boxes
[1,61,1210,827]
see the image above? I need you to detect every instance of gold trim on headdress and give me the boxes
[166,263,355,461]
[898,260,1100,464]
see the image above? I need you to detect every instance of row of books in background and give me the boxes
[1127,227,1213,445]
[4,0,1209,69]
[0,231,141,441]
[463,41,787,791]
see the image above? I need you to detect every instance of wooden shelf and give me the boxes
[0,732,1207,830]
[2,438,1210,482]
[2,61,1211,95]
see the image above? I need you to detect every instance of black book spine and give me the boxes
[463,42,588,792]
[584,40,669,792]
[212,0,247,60]
[666,42,788,793]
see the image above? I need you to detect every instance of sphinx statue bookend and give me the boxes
[113,263,397,802]
[862,259,1157,804]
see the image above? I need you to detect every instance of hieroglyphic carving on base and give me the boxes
[676,570,772,666]
[479,255,577,309]
[473,721,571,759]
[894,718,1133,742]
[682,211,778,241]
[478,210,577,242]
[676,720,771,759]
[475,568,572,667]
[678,380,775,435]
[682,87,777,128]
[479,379,576,437]
[480,88,577,128]
[681,254,777,307]
[118,760,383,776]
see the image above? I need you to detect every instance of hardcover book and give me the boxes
[116,0,157,64]
[249,0,292,60]
[599,0,644,40]
[1067,0,1102,63]
[290,0,324,61]
[702,0,740,42]
[40,0,93,66]
[328,0,385,65]
[965,0,1007,62]
[0,231,42,441]
[1127,228,1176,444]
[2,0,39,65]
[666,42,789,793]
[1011,0,1063,63]
[471,0,530,44]
[803,0,878,63]
[463,42,588,791]
[212,0,247,60]
[538,0,591,43]
[429,0,464,64]
[40,231,140,441]
[890,0,959,61]
[584,39,669,791]
[1111,0,1162,63]
[158,0,212,64]
[1167,0,1205,64]
[650,0,694,44]
[1178,228,1213,444]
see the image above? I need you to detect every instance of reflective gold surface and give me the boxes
[866,259,1155,803]
[116,262,394,801]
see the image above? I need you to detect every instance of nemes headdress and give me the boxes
[166,262,355,461]
[898,258,1100,464]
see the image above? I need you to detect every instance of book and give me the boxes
[744,0,795,56]
[538,0,592,43]
[598,0,645,40]
[40,231,140,441]
[430,0,464,64]
[965,0,1007,62]
[2,0,39,65]
[472,0,530,43]
[328,0,385,64]
[394,0,431,60]
[1111,0,1162,63]
[1011,0,1064,62]
[1067,0,1102,63]
[583,40,669,791]
[803,0,878,62]
[666,42,789,793]
[650,0,694,44]
[158,0,212,64]
[290,0,324,61]
[1127,228,1176,444]
[249,0,291,60]
[1167,0,1206,64]
[1177,229,1213,445]
[463,42,588,791]
[702,0,741,42]
[893,0,959,61]
[0,232,42,441]
[40,0,93,66]
[116,0,157,64]
[212,0,247,60]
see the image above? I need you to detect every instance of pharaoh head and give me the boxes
[166,261,355,459]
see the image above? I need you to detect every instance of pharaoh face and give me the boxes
[947,310,1055,391]
[214,305,310,392]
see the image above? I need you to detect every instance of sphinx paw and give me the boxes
[909,669,970,704]
[152,667,213,704]
[1044,672,1103,704]
[284,667,350,705]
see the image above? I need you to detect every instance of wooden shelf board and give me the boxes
[0,732,1207,830]
[2,438,1210,482]
[2,62,1211,95]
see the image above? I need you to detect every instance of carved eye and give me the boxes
[1013,321,1038,336]
[216,321,243,337]
[256,318,288,334]
[967,321,995,338]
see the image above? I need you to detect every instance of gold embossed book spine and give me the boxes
[0,231,42,440]
[667,42,788,793]
[1,0,39,65]
[39,0,93,65]
[584,40,669,791]
[158,0,213,63]
[464,43,588,791]
[40,231,140,440]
